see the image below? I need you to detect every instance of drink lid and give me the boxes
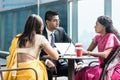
[75,43,82,45]
[75,43,83,47]
[75,47,83,49]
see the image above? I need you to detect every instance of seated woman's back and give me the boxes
[17,35,48,62]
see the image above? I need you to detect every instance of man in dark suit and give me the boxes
[40,10,83,80]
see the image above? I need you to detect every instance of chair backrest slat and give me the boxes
[99,47,120,80]
[0,67,38,80]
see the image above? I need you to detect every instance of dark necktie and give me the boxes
[50,33,57,66]
[50,33,55,47]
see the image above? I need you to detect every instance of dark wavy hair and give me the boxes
[18,14,43,47]
[97,16,120,40]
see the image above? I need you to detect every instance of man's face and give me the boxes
[46,15,60,31]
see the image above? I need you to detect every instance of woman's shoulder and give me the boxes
[95,33,115,38]
[35,34,48,45]
[104,33,119,43]
[36,34,46,39]
[36,34,44,37]
[35,34,42,41]
[36,34,47,41]
[106,33,116,38]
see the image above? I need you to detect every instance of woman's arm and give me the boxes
[43,43,59,60]
[87,40,97,51]
[87,48,113,59]
[84,40,113,59]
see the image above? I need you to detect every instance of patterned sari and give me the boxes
[75,33,120,80]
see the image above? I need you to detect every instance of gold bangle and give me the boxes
[88,51,90,55]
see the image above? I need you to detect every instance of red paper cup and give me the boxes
[75,43,83,57]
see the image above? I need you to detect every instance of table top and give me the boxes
[59,55,98,60]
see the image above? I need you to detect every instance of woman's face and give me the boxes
[95,21,105,34]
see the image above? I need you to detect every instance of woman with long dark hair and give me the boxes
[75,16,120,80]
[4,14,58,80]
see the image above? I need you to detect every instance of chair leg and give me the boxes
[55,76,57,80]
[53,75,57,80]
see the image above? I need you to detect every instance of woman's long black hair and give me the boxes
[97,16,120,41]
[18,14,43,47]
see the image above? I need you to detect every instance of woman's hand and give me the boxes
[82,50,89,55]
[74,63,83,72]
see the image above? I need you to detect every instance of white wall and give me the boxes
[112,0,120,32]
[78,0,104,50]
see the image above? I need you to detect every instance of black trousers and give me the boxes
[46,64,68,80]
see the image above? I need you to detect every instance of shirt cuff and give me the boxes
[45,59,49,65]
[77,62,83,65]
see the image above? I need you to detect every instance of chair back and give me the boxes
[99,47,120,80]
[0,67,38,80]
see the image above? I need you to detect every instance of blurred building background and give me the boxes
[0,0,67,52]
[1,0,120,52]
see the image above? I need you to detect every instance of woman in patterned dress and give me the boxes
[75,16,120,80]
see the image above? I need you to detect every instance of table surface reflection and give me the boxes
[60,55,98,59]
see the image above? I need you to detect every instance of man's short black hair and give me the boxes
[45,10,59,21]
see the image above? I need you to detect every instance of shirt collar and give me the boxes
[46,26,54,36]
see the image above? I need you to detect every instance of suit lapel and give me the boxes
[43,27,48,40]
[54,30,59,42]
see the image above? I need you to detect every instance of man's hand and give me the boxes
[46,59,57,73]
[74,62,83,72]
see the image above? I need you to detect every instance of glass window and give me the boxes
[78,0,104,49]
[112,0,120,32]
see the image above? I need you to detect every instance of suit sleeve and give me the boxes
[59,27,72,42]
